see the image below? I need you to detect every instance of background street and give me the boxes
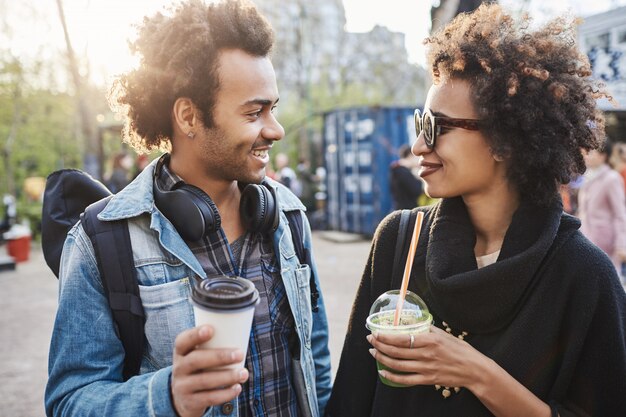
[0,232,371,417]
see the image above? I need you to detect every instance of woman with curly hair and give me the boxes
[326,4,626,417]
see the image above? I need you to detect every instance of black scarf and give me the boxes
[422,197,573,334]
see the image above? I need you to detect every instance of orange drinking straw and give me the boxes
[393,211,424,326]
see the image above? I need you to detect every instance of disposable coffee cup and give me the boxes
[366,290,432,387]
[191,276,259,369]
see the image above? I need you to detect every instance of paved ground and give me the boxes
[0,232,372,417]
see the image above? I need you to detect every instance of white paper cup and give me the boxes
[191,276,259,369]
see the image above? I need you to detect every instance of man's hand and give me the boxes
[171,325,249,417]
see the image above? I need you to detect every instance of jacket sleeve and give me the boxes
[552,255,626,417]
[324,211,402,417]
[301,212,332,415]
[45,225,177,417]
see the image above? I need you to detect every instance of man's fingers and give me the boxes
[175,325,214,356]
[174,347,244,376]
[174,384,242,415]
[175,368,249,393]
[187,384,242,408]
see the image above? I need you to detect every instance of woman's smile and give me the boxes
[418,160,443,178]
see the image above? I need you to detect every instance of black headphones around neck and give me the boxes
[153,156,279,241]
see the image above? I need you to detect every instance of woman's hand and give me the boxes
[366,325,486,390]
[367,326,552,417]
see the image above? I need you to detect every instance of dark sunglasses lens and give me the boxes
[423,113,433,147]
[414,110,421,137]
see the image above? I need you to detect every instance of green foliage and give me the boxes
[0,89,81,195]
[0,54,86,231]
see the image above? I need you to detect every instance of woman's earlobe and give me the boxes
[491,149,508,162]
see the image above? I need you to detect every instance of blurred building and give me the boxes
[255,0,347,103]
[254,0,425,105]
[340,26,426,104]
[578,6,626,140]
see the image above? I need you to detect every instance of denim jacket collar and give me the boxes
[98,157,306,221]
[95,157,306,279]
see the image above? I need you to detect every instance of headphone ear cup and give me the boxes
[153,180,220,241]
[240,183,279,233]
[177,184,221,232]
[265,184,279,232]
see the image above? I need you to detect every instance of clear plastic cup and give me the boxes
[366,290,432,387]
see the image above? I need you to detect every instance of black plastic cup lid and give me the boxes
[191,276,259,310]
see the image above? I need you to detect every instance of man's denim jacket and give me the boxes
[45,161,331,417]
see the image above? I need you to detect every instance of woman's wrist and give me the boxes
[464,354,551,417]
[464,352,499,398]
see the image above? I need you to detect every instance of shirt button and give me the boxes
[253,399,260,406]
[221,402,234,415]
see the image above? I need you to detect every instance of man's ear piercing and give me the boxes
[187,131,195,139]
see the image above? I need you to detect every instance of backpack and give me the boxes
[41,168,318,381]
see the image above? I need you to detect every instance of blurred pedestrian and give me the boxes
[296,157,318,215]
[327,4,626,417]
[131,154,150,180]
[609,142,626,192]
[579,142,626,275]
[275,152,301,196]
[0,194,17,236]
[389,144,423,209]
[105,152,132,193]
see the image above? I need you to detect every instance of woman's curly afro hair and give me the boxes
[425,3,612,206]
[109,0,274,154]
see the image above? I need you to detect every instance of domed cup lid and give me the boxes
[366,289,431,331]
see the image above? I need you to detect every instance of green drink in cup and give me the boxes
[366,289,432,387]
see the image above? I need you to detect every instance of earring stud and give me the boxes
[187,131,195,139]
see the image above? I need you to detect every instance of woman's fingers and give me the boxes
[370,347,426,373]
[366,333,432,360]
[378,368,429,387]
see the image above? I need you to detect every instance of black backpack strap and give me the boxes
[81,197,145,381]
[391,209,412,290]
[286,210,319,312]
[285,209,317,417]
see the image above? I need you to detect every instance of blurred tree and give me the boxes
[55,0,101,178]
[0,0,94,226]
[0,58,22,197]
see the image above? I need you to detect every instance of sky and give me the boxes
[5,0,626,87]
[343,0,626,65]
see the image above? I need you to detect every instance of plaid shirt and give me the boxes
[158,160,299,416]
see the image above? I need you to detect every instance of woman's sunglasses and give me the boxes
[414,109,482,149]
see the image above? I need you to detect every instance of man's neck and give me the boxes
[168,153,244,242]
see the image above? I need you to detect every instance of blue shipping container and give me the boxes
[323,106,418,235]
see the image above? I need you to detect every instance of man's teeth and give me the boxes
[252,150,268,157]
